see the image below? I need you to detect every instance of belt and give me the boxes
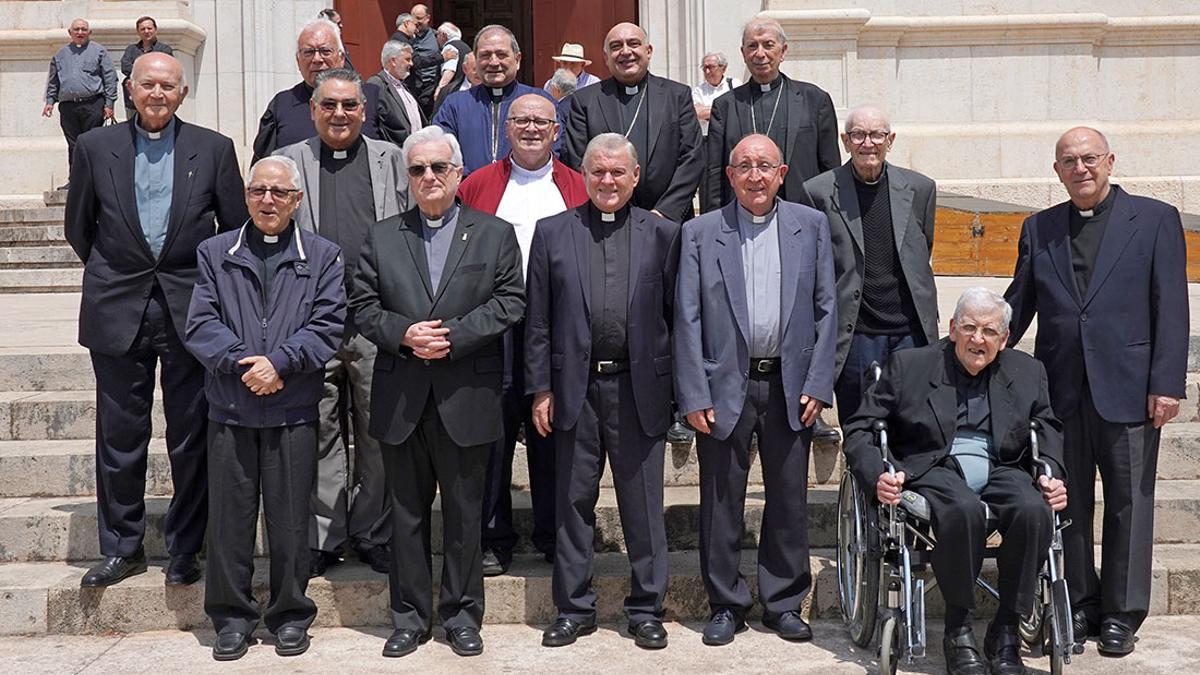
[60,93,102,103]
[749,358,781,373]
[591,359,629,374]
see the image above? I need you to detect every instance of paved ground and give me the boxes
[2,617,1199,674]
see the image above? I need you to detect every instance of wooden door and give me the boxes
[530,0,638,86]
[336,0,411,77]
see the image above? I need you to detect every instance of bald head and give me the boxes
[131,52,185,87]
[1055,126,1109,157]
[1053,126,1115,209]
[730,133,783,166]
[604,22,652,85]
[411,4,431,28]
[506,94,558,170]
[841,105,894,181]
[727,134,788,215]
[129,53,188,132]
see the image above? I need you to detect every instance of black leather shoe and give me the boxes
[762,610,812,641]
[446,625,484,656]
[80,548,147,587]
[212,632,251,661]
[1097,619,1136,656]
[274,626,310,656]
[1070,610,1098,654]
[627,619,668,649]
[984,623,1027,675]
[381,628,431,657]
[666,420,695,444]
[541,549,556,565]
[702,608,747,646]
[943,625,987,675]
[356,545,390,574]
[481,549,509,577]
[542,616,597,647]
[813,418,841,442]
[309,549,341,578]
[165,553,201,586]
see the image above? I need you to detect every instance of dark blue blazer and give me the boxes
[524,205,681,436]
[64,118,248,356]
[1004,186,1189,423]
[673,200,838,440]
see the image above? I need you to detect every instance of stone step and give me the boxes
[0,351,91,392]
[0,268,81,293]
[0,246,80,268]
[2,480,1198,562]
[3,542,1198,635]
[0,391,164,441]
[0,207,65,225]
[0,225,67,245]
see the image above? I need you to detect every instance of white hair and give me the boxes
[381,40,412,67]
[702,51,728,68]
[742,18,788,46]
[249,155,302,189]
[953,286,1012,330]
[549,68,578,97]
[298,18,345,55]
[582,133,638,169]
[395,12,413,29]
[437,22,462,40]
[843,104,891,134]
[401,126,464,168]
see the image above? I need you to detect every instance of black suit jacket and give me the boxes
[350,205,525,447]
[524,205,681,436]
[842,339,1065,491]
[564,74,703,223]
[1004,186,1189,423]
[703,75,840,213]
[368,71,426,148]
[64,118,248,356]
[803,162,940,377]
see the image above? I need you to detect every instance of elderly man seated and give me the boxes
[842,287,1068,675]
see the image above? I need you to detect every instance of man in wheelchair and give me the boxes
[843,287,1068,675]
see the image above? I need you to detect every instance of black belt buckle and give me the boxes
[593,360,626,374]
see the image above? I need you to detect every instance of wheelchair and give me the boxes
[836,416,1075,674]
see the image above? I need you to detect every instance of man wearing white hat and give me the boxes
[543,43,600,92]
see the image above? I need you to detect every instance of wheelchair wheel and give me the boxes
[837,470,881,648]
[1019,606,1045,656]
[878,616,900,675]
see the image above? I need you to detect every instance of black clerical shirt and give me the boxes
[318,136,375,277]
[749,75,789,184]
[949,350,991,435]
[246,223,294,304]
[1069,186,1117,298]
[587,204,631,360]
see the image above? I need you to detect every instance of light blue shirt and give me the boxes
[134,117,176,258]
[736,202,782,359]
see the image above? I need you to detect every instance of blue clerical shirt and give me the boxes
[134,116,175,258]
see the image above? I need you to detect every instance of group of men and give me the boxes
[52,5,1186,672]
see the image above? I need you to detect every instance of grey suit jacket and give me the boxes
[273,135,408,234]
[802,162,938,378]
[673,200,838,440]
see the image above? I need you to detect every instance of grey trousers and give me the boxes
[311,334,390,553]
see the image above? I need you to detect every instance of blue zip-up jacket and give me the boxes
[185,221,345,428]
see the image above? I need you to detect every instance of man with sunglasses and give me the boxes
[274,68,408,579]
[252,18,381,162]
[1005,127,1189,657]
[351,126,524,658]
[457,94,588,576]
[187,155,345,661]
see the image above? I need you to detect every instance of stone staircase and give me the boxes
[0,191,81,294]
[1,284,1199,638]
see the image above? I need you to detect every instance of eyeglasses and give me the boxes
[848,130,890,144]
[247,186,300,200]
[318,98,362,112]
[1058,153,1108,170]
[298,47,337,59]
[702,64,725,71]
[506,116,555,130]
[731,162,781,176]
[407,162,455,178]
[956,323,1005,340]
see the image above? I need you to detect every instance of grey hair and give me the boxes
[953,286,1012,330]
[298,18,345,55]
[249,155,302,189]
[549,68,578,97]
[742,17,788,46]
[311,68,364,101]
[395,12,413,29]
[401,126,464,168]
[437,22,462,40]
[474,24,521,55]
[380,40,412,67]
[702,51,728,68]
[843,104,892,134]
[582,133,638,169]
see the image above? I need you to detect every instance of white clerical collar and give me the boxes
[491,87,505,97]
[1078,208,1093,217]
[332,149,347,160]
[739,201,778,225]
[134,116,174,141]
[422,204,458,229]
[510,156,554,180]
[624,85,639,95]
[600,211,616,222]
[760,83,772,93]
[263,234,279,243]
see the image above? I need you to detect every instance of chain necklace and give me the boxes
[750,82,783,137]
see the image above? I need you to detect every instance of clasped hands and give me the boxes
[239,355,282,396]
[404,319,451,360]
[875,470,1067,512]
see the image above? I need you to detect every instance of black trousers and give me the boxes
[204,421,318,635]
[89,286,207,557]
[59,96,104,170]
[908,463,1052,616]
[383,395,489,632]
[553,371,668,623]
[1061,384,1160,630]
[696,370,813,619]
[482,322,555,557]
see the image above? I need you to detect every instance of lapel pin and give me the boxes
[187,170,194,179]
[462,232,469,241]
